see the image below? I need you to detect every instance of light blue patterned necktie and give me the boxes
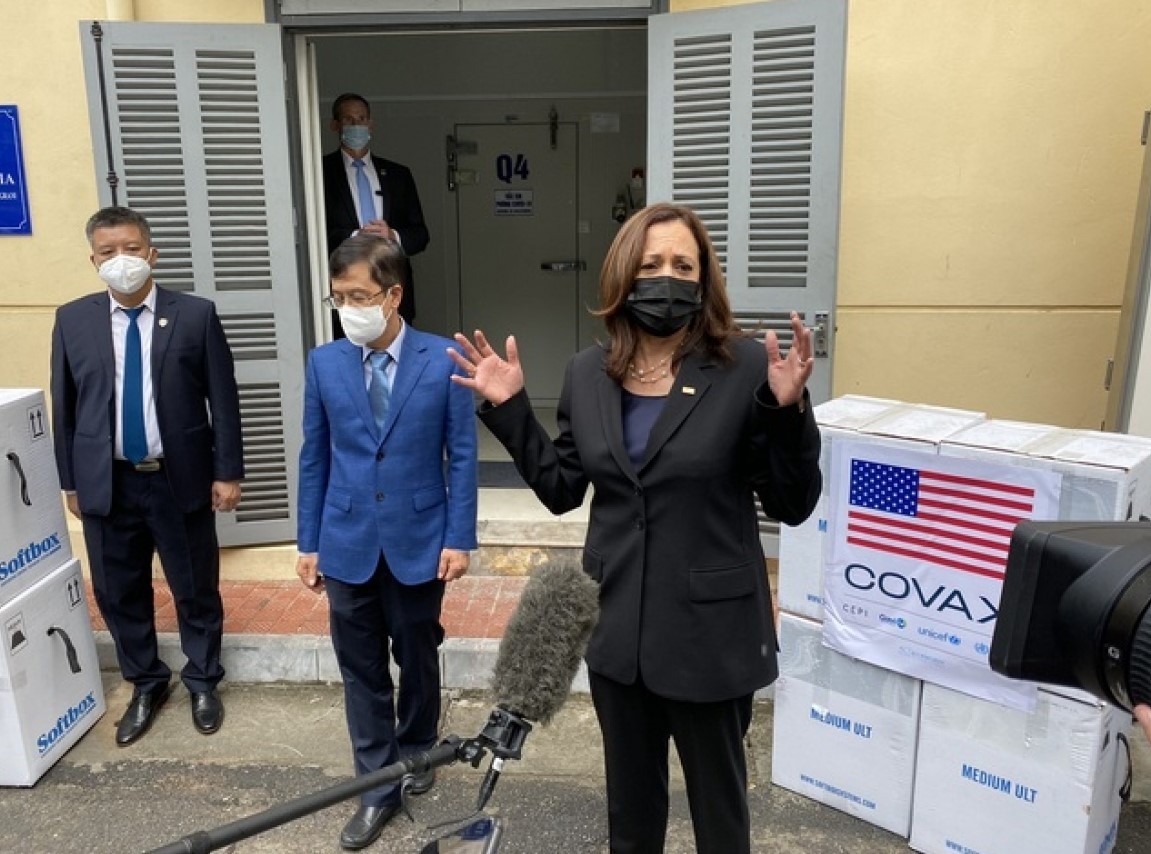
[353,158,377,227]
[369,350,392,429]
[122,306,147,464]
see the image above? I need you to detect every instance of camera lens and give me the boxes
[1125,604,1151,708]
[1059,540,1151,712]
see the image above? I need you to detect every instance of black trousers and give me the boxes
[589,670,754,854]
[82,464,224,695]
[325,554,445,807]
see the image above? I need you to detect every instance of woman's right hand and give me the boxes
[449,330,524,406]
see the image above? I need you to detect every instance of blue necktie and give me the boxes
[122,307,147,464]
[369,351,392,429]
[353,158,376,227]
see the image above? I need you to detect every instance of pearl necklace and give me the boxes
[628,351,675,384]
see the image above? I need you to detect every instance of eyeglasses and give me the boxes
[323,288,386,310]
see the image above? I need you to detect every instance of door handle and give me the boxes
[540,261,586,273]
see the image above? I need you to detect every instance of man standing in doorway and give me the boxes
[323,92,429,326]
[296,235,476,850]
[51,206,243,746]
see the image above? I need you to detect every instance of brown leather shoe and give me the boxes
[339,802,400,850]
[115,685,171,746]
[190,690,224,735]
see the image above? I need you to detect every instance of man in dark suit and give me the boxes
[322,92,429,326]
[51,206,244,746]
[296,234,476,850]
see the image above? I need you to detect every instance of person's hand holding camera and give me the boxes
[1136,704,1151,745]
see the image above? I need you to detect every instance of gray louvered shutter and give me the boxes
[648,0,845,407]
[648,0,846,548]
[80,21,302,547]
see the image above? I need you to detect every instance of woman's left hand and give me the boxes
[764,311,814,408]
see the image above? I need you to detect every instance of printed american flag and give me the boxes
[847,458,1036,579]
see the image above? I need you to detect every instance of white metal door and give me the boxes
[455,123,580,404]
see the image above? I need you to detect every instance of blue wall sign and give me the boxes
[0,106,32,236]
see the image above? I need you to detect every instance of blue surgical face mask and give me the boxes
[340,125,371,151]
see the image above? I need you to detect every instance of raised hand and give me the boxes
[764,311,814,408]
[449,330,525,406]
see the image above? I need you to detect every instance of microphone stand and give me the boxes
[144,709,534,854]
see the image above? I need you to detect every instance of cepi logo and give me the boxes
[36,692,98,756]
[0,534,64,585]
[879,614,907,629]
[843,563,998,624]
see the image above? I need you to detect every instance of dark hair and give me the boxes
[331,92,371,121]
[595,202,736,382]
[85,206,152,244]
[329,234,405,290]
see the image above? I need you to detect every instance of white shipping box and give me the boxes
[771,613,922,836]
[778,397,903,620]
[0,558,106,786]
[0,389,72,606]
[779,399,983,621]
[1033,430,1151,523]
[910,683,1126,854]
[938,422,1145,706]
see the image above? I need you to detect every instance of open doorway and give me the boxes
[301,27,648,405]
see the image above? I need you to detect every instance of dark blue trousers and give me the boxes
[82,464,224,695]
[325,554,445,808]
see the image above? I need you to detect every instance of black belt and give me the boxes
[115,458,163,472]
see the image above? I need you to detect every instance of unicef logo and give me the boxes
[975,642,990,655]
[879,614,907,629]
[917,626,962,646]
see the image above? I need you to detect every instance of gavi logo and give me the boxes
[0,534,63,585]
[36,691,98,756]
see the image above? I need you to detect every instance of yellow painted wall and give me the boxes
[676,0,1151,427]
[0,0,263,395]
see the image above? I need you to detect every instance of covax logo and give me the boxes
[843,563,998,624]
[36,692,98,756]
[0,534,63,584]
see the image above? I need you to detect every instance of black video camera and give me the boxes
[990,520,1151,712]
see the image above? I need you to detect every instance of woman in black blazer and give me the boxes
[452,203,821,854]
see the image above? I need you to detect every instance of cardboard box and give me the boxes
[771,613,922,836]
[778,398,901,619]
[1033,430,1151,523]
[910,683,1126,854]
[779,399,984,621]
[941,423,1151,705]
[0,558,106,786]
[0,389,72,606]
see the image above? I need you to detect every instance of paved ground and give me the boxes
[2,675,1149,854]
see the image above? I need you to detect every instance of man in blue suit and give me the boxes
[295,235,478,850]
[51,206,243,746]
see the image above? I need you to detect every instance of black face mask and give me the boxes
[625,276,703,338]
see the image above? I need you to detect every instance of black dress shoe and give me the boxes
[403,767,436,795]
[339,802,400,850]
[115,685,171,746]
[191,690,224,734]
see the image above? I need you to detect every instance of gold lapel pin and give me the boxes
[158,318,169,328]
[682,386,696,395]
